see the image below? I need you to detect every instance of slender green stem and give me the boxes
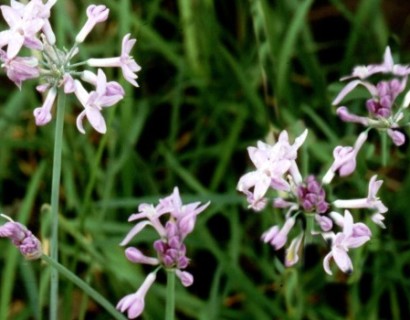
[49,89,66,320]
[42,255,127,320]
[305,213,315,245]
[381,131,388,166]
[165,270,176,320]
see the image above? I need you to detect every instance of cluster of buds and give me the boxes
[0,0,140,134]
[117,187,210,319]
[0,213,42,260]
[333,46,410,146]
[237,128,387,275]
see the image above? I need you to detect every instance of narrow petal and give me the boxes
[323,252,333,275]
[332,247,353,273]
[85,107,106,134]
[120,220,152,246]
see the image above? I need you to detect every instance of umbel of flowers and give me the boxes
[332,46,410,146]
[237,127,386,275]
[0,0,141,134]
[117,187,210,319]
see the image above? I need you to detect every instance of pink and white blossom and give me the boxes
[237,129,308,210]
[323,210,371,275]
[333,175,388,218]
[116,272,156,319]
[0,214,42,260]
[74,69,124,134]
[322,131,368,183]
[75,4,109,43]
[87,34,141,87]
[0,3,44,58]
[261,217,296,250]
[0,51,40,89]
[33,87,57,126]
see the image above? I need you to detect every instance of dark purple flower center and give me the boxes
[297,176,329,214]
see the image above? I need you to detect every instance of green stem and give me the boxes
[305,213,315,245]
[42,255,127,320]
[165,270,176,320]
[49,89,66,320]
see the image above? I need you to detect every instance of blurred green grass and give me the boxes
[1,0,410,319]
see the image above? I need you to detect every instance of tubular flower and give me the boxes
[0,214,42,260]
[237,129,308,210]
[87,33,141,87]
[323,210,371,275]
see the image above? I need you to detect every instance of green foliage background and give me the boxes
[1,0,410,319]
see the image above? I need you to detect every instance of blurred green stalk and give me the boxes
[49,89,66,320]
[42,254,126,320]
[165,270,176,320]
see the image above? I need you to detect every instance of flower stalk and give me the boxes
[165,270,176,320]
[49,89,66,320]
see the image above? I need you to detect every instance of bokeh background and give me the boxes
[1,0,410,319]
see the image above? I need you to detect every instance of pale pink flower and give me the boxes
[175,270,194,287]
[0,51,40,89]
[87,34,141,87]
[0,4,43,58]
[125,247,159,266]
[334,46,410,105]
[74,69,124,134]
[261,217,296,250]
[116,272,156,319]
[333,175,388,216]
[237,129,308,210]
[387,128,405,146]
[0,214,42,260]
[75,4,109,43]
[323,210,371,275]
[33,87,57,126]
[322,131,368,183]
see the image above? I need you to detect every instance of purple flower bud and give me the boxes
[175,270,193,287]
[315,214,333,232]
[0,216,42,260]
[387,129,405,146]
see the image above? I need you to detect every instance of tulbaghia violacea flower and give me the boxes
[0,2,140,134]
[75,4,109,43]
[0,3,44,58]
[0,214,42,260]
[332,47,410,146]
[33,87,57,125]
[117,188,210,318]
[333,175,388,222]
[322,131,368,184]
[116,272,156,320]
[87,34,142,87]
[323,210,371,275]
[0,51,40,89]
[74,69,124,134]
[237,129,308,210]
[261,217,296,250]
[333,47,410,105]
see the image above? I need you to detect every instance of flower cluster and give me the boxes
[0,1,140,134]
[332,47,410,146]
[117,187,210,319]
[237,128,387,275]
[0,213,42,260]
